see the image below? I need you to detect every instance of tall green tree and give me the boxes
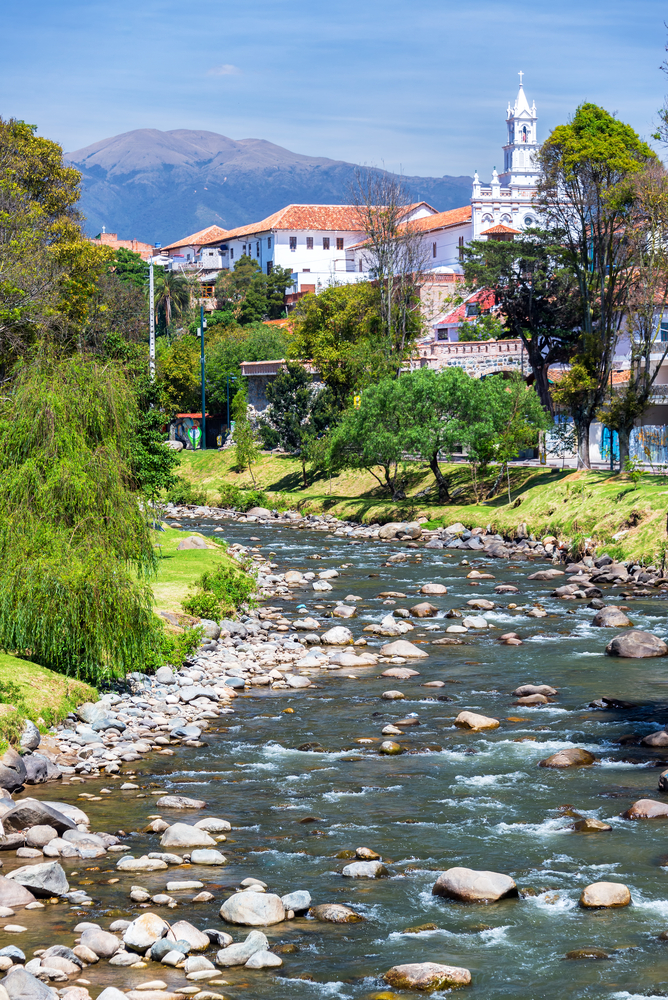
[231,385,260,483]
[538,103,656,465]
[113,247,149,288]
[215,255,293,324]
[264,362,337,487]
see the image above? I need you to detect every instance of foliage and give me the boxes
[199,560,257,615]
[205,320,290,414]
[290,282,399,407]
[159,333,201,413]
[215,254,294,324]
[264,362,338,486]
[463,229,580,411]
[181,591,223,620]
[84,273,149,351]
[153,269,190,332]
[231,386,260,483]
[165,477,208,506]
[538,103,657,466]
[462,313,508,342]
[218,484,268,510]
[113,248,149,288]
[158,625,203,668]
[0,354,161,683]
[624,456,645,486]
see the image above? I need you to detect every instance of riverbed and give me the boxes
[12,518,668,1000]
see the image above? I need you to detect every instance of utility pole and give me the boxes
[200,304,206,451]
[149,257,155,379]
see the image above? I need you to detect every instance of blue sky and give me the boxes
[2,0,666,177]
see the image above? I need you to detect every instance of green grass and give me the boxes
[0,653,97,747]
[150,526,250,615]
[176,450,668,564]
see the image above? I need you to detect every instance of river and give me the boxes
[14,518,668,1000]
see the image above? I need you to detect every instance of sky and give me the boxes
[1,0,667,178]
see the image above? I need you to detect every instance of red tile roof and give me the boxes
[162,225,230,251]
[434,288,497,327]
[222,205,367,240]
[480,223,521,235]
[407,205,472,233]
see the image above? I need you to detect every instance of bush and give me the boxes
[181,591,223,620]
[258,422,280,449]
[218,484,269,511]
[198,561,256,616]
[165,478,209,506]
[158,624,203,668]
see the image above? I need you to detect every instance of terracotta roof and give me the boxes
[548,366,630,386]
[88,233,155,260]
[407,205,472,234]
[432,288,497,327]
[223,205,366,241]
[162,225,230,252]
[480,223,521,235]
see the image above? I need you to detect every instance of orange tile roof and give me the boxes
[162,225,230,252]
[222,205,366,240]
[480,223,521,235]
[408,205,472,234]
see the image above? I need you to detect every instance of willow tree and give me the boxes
[0,354,160,683]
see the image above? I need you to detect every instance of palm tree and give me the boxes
[152,270,190,330]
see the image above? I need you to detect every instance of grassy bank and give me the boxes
[0,653,96,747]
[150,527,230,615]
[177,450,668,565]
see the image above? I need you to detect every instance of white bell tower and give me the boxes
[499,71,539,187]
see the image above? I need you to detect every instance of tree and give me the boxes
[153,269,190,331]
[231,385,260,483]
[538,103,656,466]
[463,229,580,410]
[595,163,668,466]
[215,255,293,324]
[290,282,389,407]
[113,247,149,288]
[0,354,160,683]
[329,378,410,499]
[84,271,148,352]
[264,362,337,487]
[159,334,201,413]
[400,367,476,500]
[205,321,290,415]
[352,169,428,360]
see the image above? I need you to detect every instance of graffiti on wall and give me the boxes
[173,417,201,450]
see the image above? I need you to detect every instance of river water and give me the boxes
[15,520,668,1000]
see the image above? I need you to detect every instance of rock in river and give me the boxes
[580,882,631,908]
[420,584,448,595]
[2,799,75,835]
[432,867,518,903]
[0,877,35,910]
[539,748,596,768]
[124,913,170,951]
[308,904,364,923]
[280,891,311,913]
[454,712,500,731]
[79,928,121,959]
[622,798,668,819]
[381,667,420,679]
[6,862,68,898]
[320,626,353,645]
[341,861,388,878]
[573,818,612,832]
[379,640,428,658]
[592,606,632,627]
[383,962,471,990]
[513,684,557,697]
[2,967,57,1000]
[605,630,668,658]
[216,930,268,967]
[219,891,285,926]
[160,824,216,849]
[410,603,438,618]
[156,796,206,810]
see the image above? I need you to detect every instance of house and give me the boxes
[89,228,155,260]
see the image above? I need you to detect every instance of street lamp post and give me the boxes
[149,257,155,379]
[200,304,206,451]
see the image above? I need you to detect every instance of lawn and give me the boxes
[0,653,97,746]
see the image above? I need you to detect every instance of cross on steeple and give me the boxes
[518,70,524,86]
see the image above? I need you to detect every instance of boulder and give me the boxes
[0,751,26,794]
[341,861,388,878]
[215,930,268,967]
[19,723,40,753]
[123,913,170,951]
[565,947,611,960]
[79,928,121,959]
[116,856,168,872]
[0,877,35,909]
[320,627,353,646]
[247,507,271,518]
[6,862,68,898]
[454,711,499,731]
[245,951,282,969]
[96,991,127,1000]
[572,818,612,832]
[527,569,564,580]
[432,867,517,903]
[332,605,355,619]
[383,963,472,990]
[160,824,216,849]
[495,584,519,594]
[379,741,403,754]
[156,796,206,810]
[420,584,448,595]
[381,667,420,679]
[166,922,209,951]
[308,904,363,923]
[155,666,175,685]
[42,802,88,826]
[2,968,55,1000]
[189,849,226,865]
[177,536,209,551]
[516,693,548,705]
[219,891,285,926]
[580,882,631,908]
[2,800,75,835]
[409,603,438,618]
[605,630,668,658]
[379,640,428,659]
[312,580,332,592]
[592,606,632,628]
[467,599,495,610]
[513,684,557,697]
[641,730,668,747]
[280,891,311,913]
[21,758,48,786]
[25,827,58,850]
[538,748,596,768]
[622,798,668,819]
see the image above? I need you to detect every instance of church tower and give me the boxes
[499,72,540,187]
[470,73,541,240]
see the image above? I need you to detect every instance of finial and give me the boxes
[102,225,106,234]
[519,70,524,86]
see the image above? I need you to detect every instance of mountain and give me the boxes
[65,128,472,245]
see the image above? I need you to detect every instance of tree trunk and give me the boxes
[532,364,554,415]
[301,455,308,489]
[618,426,630,471]
[575,420,590,469]
[429,453,449,501]
[384,463,406,500]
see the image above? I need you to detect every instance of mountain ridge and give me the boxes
[66,128,473,245]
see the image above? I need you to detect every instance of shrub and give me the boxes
[182,591,222,620]
[158,625,203,668]
[199,561,256,616]
[217,484,269,511]
[165,478,209,506]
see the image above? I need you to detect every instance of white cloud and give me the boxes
[207,64,241,77]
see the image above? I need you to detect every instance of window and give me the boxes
[359,260,363,272]
[266,261,273,275]
[323,237,330,249]
[306,237,314,249]
[242,244,246,254]
[267,237,272,249]
[336,237,344,250]
[302,268,310,273]
[466,303,479,317]
[437,329,447,341]
[256,242,260,255]
[230,248,234,259]
[661,321,668,343]
[289,237,297,250]
[432,242,437,258]
[458,236,465,261]
[524,215,534,227]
